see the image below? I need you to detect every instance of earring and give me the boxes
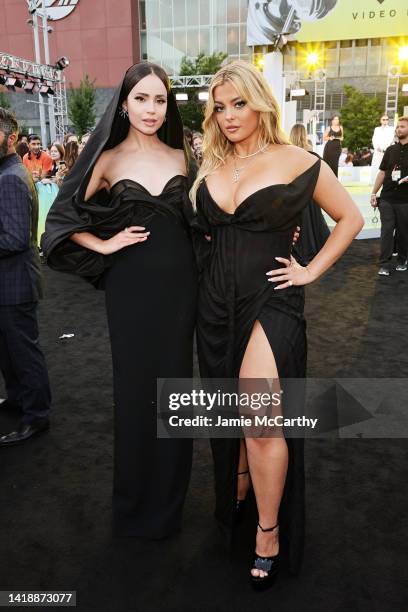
[119,106,129,119]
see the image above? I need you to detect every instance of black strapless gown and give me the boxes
[195,160,321,574]
[103,176,198,538]
[323,129,342,177]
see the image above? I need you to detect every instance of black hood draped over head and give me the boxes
[41,62,196,288]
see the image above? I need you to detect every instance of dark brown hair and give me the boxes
[64,140,79,170]
[16,141,29,159]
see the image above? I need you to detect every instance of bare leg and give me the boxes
[239,320,288,578]
[237,439,251,500]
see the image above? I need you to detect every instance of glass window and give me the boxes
[160,0,173,28]
[187,29,199,56]
[199,28,210,55]
[173,29,186,56]
[227,0,240,23]
[161,29,173,69]
[354,46,367,76]
[187,0,199,26]
[146,0,160,29]
[240,0,248,21]
[240,23,248,54]
[173,0,186,28]
[216,26,227,52]
[216,0,227,25]
[200,0,210,25]
[339,47,353,76]
[227,26,239,55]
[367,44,381,76]
[324,47,338,78]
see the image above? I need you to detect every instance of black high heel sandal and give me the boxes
[235,470,250,523]
[250,522,280,591]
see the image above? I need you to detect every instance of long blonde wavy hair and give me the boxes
[289,123,309,151]
[190,60,289,207]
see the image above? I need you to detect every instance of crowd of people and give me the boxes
[14,131,91,187]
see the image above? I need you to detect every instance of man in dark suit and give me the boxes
[0,107,51,445]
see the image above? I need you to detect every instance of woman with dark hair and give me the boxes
[15,140,29,160]
[323,115,343,177]
[41,62,198,539]
[64,140,79,172]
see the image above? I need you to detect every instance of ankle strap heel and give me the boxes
[250,522,280,591]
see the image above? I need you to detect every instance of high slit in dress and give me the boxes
[194,159,321,574]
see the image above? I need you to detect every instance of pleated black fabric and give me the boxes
[194,159,321,574]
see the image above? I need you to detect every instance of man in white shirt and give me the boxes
[371,115,395,170]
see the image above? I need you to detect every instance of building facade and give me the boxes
[140,0,407,117]
[0,0,406,133]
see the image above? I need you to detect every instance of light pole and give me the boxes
[40,1,56,143]
[27,0,57,144]
[29,2,48,146]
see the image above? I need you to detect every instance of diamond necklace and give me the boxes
[232,144,269,183]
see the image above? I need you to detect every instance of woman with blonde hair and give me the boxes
[289,123,312,151]
[289,123,331,264]
[191,60,363,589]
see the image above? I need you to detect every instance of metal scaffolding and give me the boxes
[169,75,213,88]
[0,51,68,142]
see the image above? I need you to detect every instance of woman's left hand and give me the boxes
[266,256,313,290]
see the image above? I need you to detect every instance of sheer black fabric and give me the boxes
[194,159,321,574]
[293,152,330,265]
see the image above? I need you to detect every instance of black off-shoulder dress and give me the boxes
[195,159,321,574]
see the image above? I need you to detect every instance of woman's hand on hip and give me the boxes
[266,256,313,290]
[100,226,150,255]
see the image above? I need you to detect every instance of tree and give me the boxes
[178,92,204,131]
[68,74,96,138]
[180,51,228,76]
[340,85,383,151]
[0,91,11,109]
[178,52,227,130]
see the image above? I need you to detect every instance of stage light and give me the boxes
[176,93,188,101]
[55,56,70,70]
[398,45,408,63]
[23,80,36,93]
[198,91,209,101]
[291,88,306,98]
[306,52,319,67]
[5,76,23,90]
[254,55,265,70]
[39,83,50,95]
